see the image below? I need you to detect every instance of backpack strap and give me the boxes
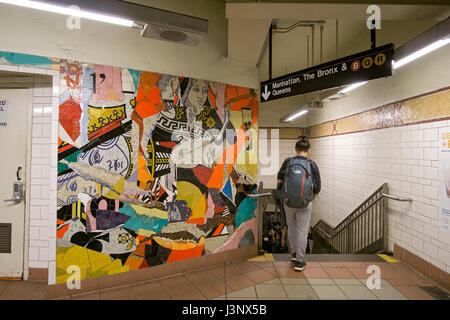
[279,157,292,179]
[299,164,312,177]
[284,157,292,170]
[306,159,313,176]
[287,159,312,177]
[306,159,316,190]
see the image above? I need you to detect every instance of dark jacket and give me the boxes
[277,156,321,194]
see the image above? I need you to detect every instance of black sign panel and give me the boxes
[260,43,395,102]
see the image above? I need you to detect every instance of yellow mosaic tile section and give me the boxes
[309,88,450,139]
[401,89,450,123]
[56,246,129,284]
[50,57,60,70]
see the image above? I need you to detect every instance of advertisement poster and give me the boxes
[439,127,450,235]
[0,99,7,127]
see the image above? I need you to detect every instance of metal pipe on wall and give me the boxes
[371,19,376,48]
[311,24,315,66]
[320,24,324,63]
[275,20,325,33]
[306,35,310,67]
[269,23,273,79]
[260,20,326,75]
[336,19,339,58]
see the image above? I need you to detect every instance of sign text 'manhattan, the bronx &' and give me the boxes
[270,65,342,96]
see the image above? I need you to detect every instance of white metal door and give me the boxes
[0,88,30,278]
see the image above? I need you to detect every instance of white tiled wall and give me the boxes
[0,65,59,283]
[259,120,450,274]
[259,137,296,189]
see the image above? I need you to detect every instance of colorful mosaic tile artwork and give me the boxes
[0,50,259,283]
[54,63,259,283]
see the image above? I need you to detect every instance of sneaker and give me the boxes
[294,260,307,271]
[291,253,296,261]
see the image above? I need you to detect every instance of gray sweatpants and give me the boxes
[283,202,312,262]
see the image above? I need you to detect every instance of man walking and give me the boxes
[276,135,321,271]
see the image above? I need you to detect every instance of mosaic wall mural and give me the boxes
[54,62,259,283]
[55,62,259,283]
[0,51,258,283]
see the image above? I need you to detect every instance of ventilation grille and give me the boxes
[0,223,12,253]
[141,23,207,46]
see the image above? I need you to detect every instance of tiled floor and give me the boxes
[0,254,448,300]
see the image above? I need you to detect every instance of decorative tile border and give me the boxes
[261,87,450,140]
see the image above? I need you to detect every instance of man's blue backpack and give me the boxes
[273,157,314,209]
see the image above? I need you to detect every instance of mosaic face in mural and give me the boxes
[56,61,258,283]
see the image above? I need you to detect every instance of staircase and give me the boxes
[256,183,412,255]
[313,183,390,254]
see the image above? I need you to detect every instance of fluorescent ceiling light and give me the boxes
[0,0,135,27]
[338,81,368,94]
[337,37,449,95]
[285,109,308,122]
[394,38,450,69]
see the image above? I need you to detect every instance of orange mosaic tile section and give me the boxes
[309,88,450,139]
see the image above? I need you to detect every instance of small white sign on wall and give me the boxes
[0,100,7,127]
[439,127,450,235]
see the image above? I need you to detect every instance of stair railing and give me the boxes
[313,183,412,254]
[251,182,412,255]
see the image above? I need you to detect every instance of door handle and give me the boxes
[17,166,22,181]
[4,181,23,204]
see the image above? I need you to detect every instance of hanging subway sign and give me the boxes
[260,43,395,102]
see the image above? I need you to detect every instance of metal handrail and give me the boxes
[316,227,332,239]
[331,197,384,239]
[331,193,412,239]
[381,193,412,202]
[312,183,413,254]
[331,184,386,232]
[248,192,411,201]
[254,183,412,255]
[247,193,273,198]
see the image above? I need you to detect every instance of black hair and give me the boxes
[295,135,310,152]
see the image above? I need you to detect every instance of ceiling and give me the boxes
[223,1,450,127]
[226,1,450,69]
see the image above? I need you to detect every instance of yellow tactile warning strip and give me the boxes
[248,255,266,262]
[264,253,275,261]
[250,253,389,263]
[378,254,401,263]
[248,254,275,262]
